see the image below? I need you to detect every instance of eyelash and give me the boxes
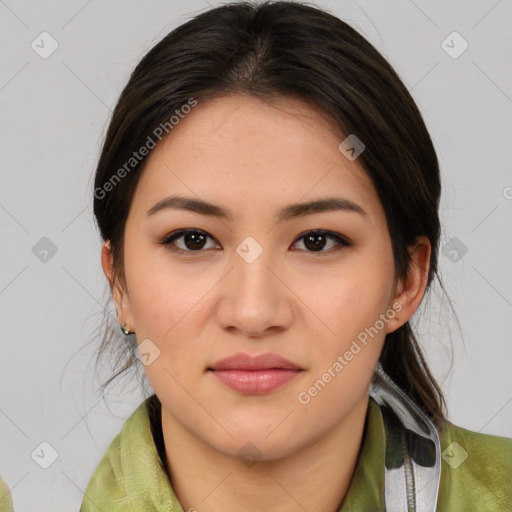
[159,228,351,256]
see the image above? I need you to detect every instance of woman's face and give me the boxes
[107,93,416,460]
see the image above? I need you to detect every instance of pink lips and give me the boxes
[207,352,303,394]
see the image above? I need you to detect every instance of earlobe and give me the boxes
[386,236,431,334]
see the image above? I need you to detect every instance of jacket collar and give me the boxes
[82,394,387,511]
[115,395,182,510]
[337,397,386,510]
[80,368,439,512]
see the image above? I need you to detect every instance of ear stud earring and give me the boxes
[120,322,135,335]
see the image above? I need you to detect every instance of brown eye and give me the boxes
[291,230,351,253]
[161,229,219,254]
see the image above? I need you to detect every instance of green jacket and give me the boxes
[3,395,509,511]
[75,395,511,511]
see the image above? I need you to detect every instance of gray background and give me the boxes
[1,0,511,509]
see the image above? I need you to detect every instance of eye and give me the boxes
[160,229,220,255]
[291,230,351,254]
[160,228,350,256]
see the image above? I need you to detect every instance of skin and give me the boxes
[101,93,430,512]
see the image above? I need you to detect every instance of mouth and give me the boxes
[207,352,304,395]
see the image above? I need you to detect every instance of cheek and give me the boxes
[310,258,393,340]
[299,251,394,398]
[122,240,184,339]
[123,242,214,377]
[299,272,391,412]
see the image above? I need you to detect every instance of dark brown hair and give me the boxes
[91,0,454,426]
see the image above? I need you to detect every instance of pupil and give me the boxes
[304,234,326,251]
[185,232,206,250]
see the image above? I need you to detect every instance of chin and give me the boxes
[208,435,303,465]
[202,419,312,461]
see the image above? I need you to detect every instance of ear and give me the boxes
[386,235,431,334]
[101,240,135,332]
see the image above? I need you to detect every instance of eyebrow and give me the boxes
[147,195,367,222]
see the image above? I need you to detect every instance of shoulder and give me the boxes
[0,474,14,512]
[80,399,152,511]
[436,420,512,512]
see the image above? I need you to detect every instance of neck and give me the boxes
[161,394,370,512]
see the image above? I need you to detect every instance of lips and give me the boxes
[207,352,302,371]
[207,352,303,394]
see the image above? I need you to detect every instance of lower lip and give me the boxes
[208,369,302,394]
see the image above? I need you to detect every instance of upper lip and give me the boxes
[208,352,302,371]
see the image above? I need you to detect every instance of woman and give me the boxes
[79,1,511,511]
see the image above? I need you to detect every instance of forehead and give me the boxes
[130,93,381,223]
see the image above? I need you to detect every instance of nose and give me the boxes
[215,245,294,338]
